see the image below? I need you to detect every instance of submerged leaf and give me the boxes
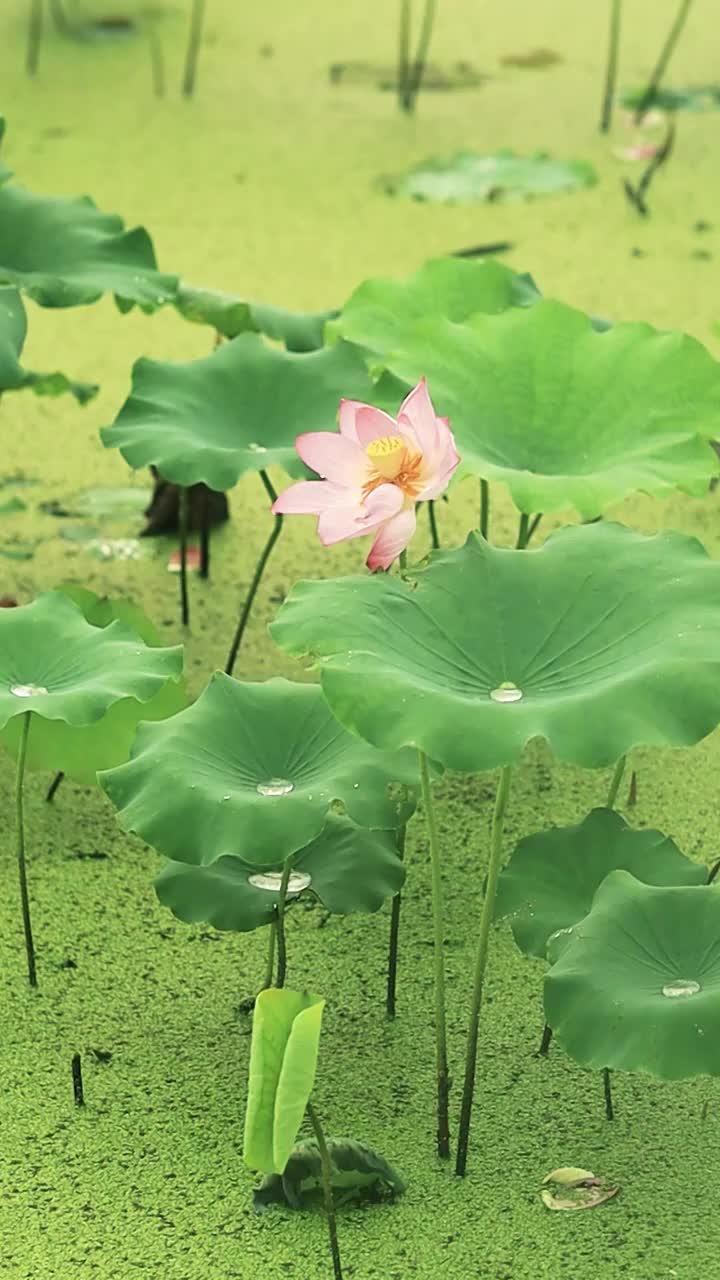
[383,150,596,203]
[542,1167,596,1186]
[254,1137,405,1211]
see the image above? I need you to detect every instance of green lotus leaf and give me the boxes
[244,987,325,1175]
[0,286,97,402]
[100,673,420,865]
[0,592,183,742]
[155,814,404,930]
[1,588,186,782]
[496,807,706,960]
[100,334,379,490]
[328,256,540,361]
[383,150,596,203]
[0,182,177,310]
[545,872,720,1079]
[272,523,720,772]
[381,299,720,518]
[174,283,337,350]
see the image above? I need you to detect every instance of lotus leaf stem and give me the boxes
[606,755,626,809]
[46,770,64,803]
[386,825,407,1019]
[600,0,623,132]
[274,859,293,990]
[480,479,490,540]
[455,765,513,1176]
[16,711,37,988]
[181,0,206,98]
[397,0,411,110]
[516,512,531,549]
[199,487,211,580]
[526,513,543,545]
[148,15,166,99]
[262,921,277,991]
[603,1067,614,1120]
[634,0,694,121]
[178,486,190,628]
[307,1102,344,1280]
[537,1024,553,1057]
[71,1053,84,1107]
[418,750,450,1159]
[225,471,283,677]
[26,0,43,75]
[427,500,440,550]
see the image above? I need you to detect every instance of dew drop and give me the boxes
[662,978,701,998]
[11,683,48,698]
[248,442,268,454]
[256,778,294,797]
[248,870,311,895]
[222,794,231,801]
[490,681,523,704]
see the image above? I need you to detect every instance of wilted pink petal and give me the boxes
[616,141,660,162]
[273,379,460,569]
[367,506,418,571]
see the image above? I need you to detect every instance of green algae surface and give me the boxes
[2,1,720,1276]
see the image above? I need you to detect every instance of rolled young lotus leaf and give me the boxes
[101,335,382,492]
[271,523,720,772]
[244,987,325,1175]
[100,673,420,865]
[545,871,720,1079]
[0,591,182,733]
[381,299,720,519]
[328,255,540,360]
[495,807,706,959]
[1,588,186,781]
[154,814,404,930]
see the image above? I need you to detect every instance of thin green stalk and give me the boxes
[48,0,69,33]
[600,0,622,132]
[427,500,440,550]
[407,0,438,109]
[198,487,211,580]
[516,512,531,549]
[606,755,626,809]
[397,0,412,111]
[26,0,43,75]
[16,712,37,988]
[455,765,513,1176]
[418,750,450,1159]
[480,479,490,540]
[386,825,407,1019]
[526,513,543,546]
[274,859,293,989]
[148,13,166,98]
[181,0,206,97]
[635,0,694,120]
[178,486,190,628]
[307,1102,344,1280]
[225,471,283,676]
[262,921,276,991]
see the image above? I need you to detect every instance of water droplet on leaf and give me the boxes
[256,778,294,797]
[662,979,700,998]
[490,681,523,703]
[248,870,311,895]
[11,683,48,697]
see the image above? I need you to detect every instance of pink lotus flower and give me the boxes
[272,379,460,571]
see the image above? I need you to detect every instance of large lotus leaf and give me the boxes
[381,299,720,518]
[244,988,325,1175]
[100,334,380,490]
[545,872,720,1079]
[0,183,177,310]
[1,588,186,781]
[272,523,720,772]
[155,814,404,930]
[383,150,596,203]
[0,592,182,740]
[100,673,420,865]
[496,807,706,960]
[0,286,97,402]
[328,256,540,362]
[174,283,336,350]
